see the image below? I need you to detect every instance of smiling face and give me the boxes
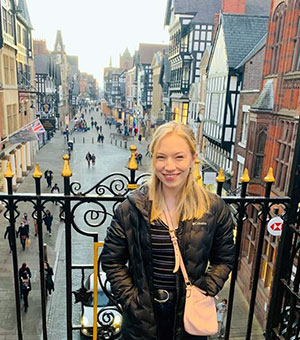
[154,134,196,195]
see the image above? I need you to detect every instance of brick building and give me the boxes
[237,0,300,327]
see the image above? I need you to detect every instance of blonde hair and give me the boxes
[148,121,210,222]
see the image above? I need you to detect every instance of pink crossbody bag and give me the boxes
[164,210,218,336]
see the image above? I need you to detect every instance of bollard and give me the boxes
[120,140,122,148]
[92,137,94,144]
[111,138,113,144]
[83,137,85,144]
[115,139,117,146]
[73,137,75,144]
[44,243,48,262]
[124,141,127,149]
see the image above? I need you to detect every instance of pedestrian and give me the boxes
[44,169,54,188]
[43,210,53,236]
[19,263,31,312]
[138,133,142,144]
[17,222,29,251]
[91,153,96,166]
[145,143,151,157]
[94,121,98,128]
[138,153,142,165]
[100,133,104,144]
[217,299,227,338]
[21,213,30,234]
[4,225,14,252]
[96,125,100,133]
[44,261,55,296]
[134,127,138,136]
[99,125,102,133]
[100,121,235,340]
[97,134,101,143]
[86,152,92,167]
[108,121,112,129]
[91,121,94,129]
[51,183,60,205]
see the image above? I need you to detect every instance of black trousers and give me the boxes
[153,298,207,340]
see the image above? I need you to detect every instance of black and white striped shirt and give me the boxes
[150,219,176,290]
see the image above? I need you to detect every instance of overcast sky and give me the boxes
[26,0,170,87]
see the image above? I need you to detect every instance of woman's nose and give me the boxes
[165,158,176,170]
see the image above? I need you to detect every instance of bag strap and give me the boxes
[163,210,191,287]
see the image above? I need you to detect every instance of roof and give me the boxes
[252,79,274,111]
[159,52,171,85]
[222,14,269,68]
[34,55,50,74]
[245,0,272,16]
[165,0,221,25]
[17,0,33,29]
[190,0,222,25]
[122,48,131,57]
[235,33,267,69]
[138,43,169,64]
[54,30,65,53]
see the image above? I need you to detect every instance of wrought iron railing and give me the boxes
[2,148,299,340]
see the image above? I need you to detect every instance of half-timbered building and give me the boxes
[164,0,221,124]
[203,13,269,189]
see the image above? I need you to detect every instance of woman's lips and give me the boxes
[163,173,179,181]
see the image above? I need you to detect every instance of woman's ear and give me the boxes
[193,152,199,161]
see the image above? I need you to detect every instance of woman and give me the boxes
[44,261,55,296]
[101,121,235,340]
[43,210,53,236]
[17,222,29,251]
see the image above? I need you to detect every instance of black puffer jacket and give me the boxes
[101,186,235,340]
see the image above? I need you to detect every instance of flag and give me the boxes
[31,119,45,133]
[9,126,38,144]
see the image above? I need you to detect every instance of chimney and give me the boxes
[222,0,246,14]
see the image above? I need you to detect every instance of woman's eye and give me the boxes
[156,155,165,159]
[176,155,184,159]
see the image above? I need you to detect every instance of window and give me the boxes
[7,11,13,36]
[17,24,21,44]
[292,16,300,71]
[274,120,294,192]
[182,103,188,125]
[9,57,15,85]
[241,111,249,145]
[270,3,286,74]
[7,104,17,134]
[253,131,266,178]
[244,205,258,264]
[4,55,9,85]
[2,7,8,33]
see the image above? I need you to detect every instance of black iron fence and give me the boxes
[2,146,300,340]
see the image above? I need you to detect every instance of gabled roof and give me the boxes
[17,0,33,29]
[252,79,274,111]
[54,30,65,53]
[122,48,131,58]
[190,0,222,25]
[222,13,269,68]
[34,55,50,74]
[165,0,221,26]
[235,33,267,69]
[138,43,169,65]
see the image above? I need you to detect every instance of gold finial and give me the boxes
[264,167,275,182]
[127,145,138,170]
[240,168,250,183]
[216,168,225,183]
[33,163,42,178]
[194,158,202,185]
[61,154,72,177]
[4,161,14,178]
